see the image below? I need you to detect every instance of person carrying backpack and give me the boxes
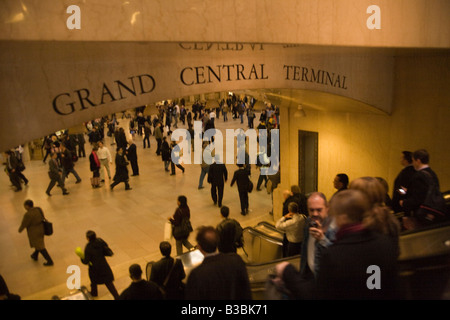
[216,206,243,253]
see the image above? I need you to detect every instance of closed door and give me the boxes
[298,130,318,195]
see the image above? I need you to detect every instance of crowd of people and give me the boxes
[1,96,448,301]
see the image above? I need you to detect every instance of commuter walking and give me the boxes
[76,133,86,158]
[143,123,151,149]
[169,196,194,255]
[60,144,82,184]
[154,122,163,156]
[97,141,112,182]
[161,137,171,172]
[4,150,26,192]
[18,200,54,266]
[126,142,139,176]
[110,147,131,191]
[207,156,228,207]
[230,164,251,215]
[79,230,119,299]
[198,142,212,189]
[89,145,101,188]
[45,152,69,196]
[170,141,185,175]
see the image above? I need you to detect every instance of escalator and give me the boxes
[243,219,450,299]
[241,221,284,264]
[163,218,450,299]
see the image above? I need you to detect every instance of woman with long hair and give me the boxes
[349,176,401,250]
[169,195,194,255]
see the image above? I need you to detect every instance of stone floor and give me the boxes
[0,113,274,300]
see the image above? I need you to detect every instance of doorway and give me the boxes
[298,130,318,195]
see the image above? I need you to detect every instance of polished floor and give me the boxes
[0,113,273,300]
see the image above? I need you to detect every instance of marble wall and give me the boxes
[1,0,449,48]
[274,54,450,221]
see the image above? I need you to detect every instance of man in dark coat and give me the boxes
[81,230,119,299]
[110,147,131,190]
[154,122,163,155]
[216,206,243,253]
[114,127,128,150]
[76,133,86,158]
[401,149,446,228]
[185,226,251,300]
[143,123,151,149]
[207,157,228,207]
[161,137,171,172]
[126,142,139,176]
[88,127,102,144]
[230,164,251,215]
[45,152,69,196]
[392,151,416,213]
[119,264,162,300]
[4,150,24,191]
[60,143,82,184]
[150,241,186,300]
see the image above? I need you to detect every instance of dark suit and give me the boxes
[110,153,130,189]
[126,143,139,175]
[150,257,186,300]
[207,163,228,207]
[46,158,67,195]
[185,252,252,300]
[119,280,162,300]
[392,165,416,213]
[316,227,400,300]
[81,238,119,299]
[230,167,251,214]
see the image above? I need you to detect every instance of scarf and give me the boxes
[92,151,100,167]
[335,223,366,242]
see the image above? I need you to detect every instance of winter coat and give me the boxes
[18,207,45,250]
[81,238,115,284]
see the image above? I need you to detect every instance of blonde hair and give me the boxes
[349,177,400,238]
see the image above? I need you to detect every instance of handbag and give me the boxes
[248,180,254,193]
[172,217,193,239]
[39,208,53,236]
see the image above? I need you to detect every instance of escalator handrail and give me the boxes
[245,254,300,268]
[256,221,281,233]
[243,226,284,245]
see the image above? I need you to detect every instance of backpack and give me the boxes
[415,170,448,225]
[217,219,244,250]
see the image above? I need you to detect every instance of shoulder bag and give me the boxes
[39,208,53,236]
